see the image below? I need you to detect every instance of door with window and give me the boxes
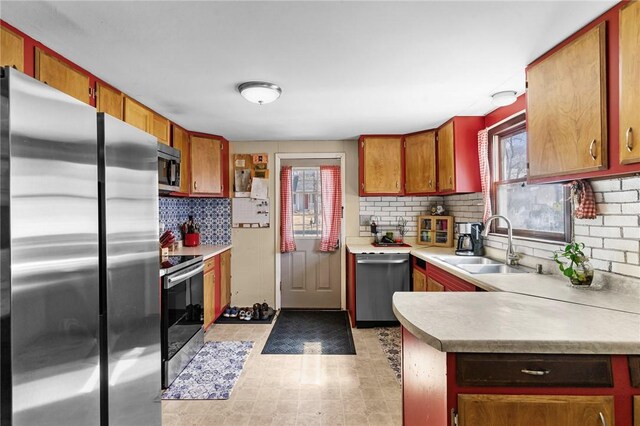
[281,162,341,308]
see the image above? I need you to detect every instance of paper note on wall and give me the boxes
[250,178,268,199]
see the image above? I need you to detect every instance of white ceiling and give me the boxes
[2,1,617,141]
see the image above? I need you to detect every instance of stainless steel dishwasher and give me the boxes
[355,253,410,326]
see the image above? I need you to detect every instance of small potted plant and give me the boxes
[552,242,594,287]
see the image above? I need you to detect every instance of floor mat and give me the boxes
[162,341,253,400]
[261,310,356,355]
[377,327,402,383]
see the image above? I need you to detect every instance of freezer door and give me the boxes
[100,113,161,425]
[1,68,100,425]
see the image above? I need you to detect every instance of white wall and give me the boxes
[228,140,359,306]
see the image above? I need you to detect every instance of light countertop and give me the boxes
[169,244,232,260]
[392,291,640,354]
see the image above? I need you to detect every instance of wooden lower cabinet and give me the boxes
[458,394,614,426]
[219,250,231,309]
[203,257,216,329]
[413,268,426,292]
[427,277,445,292]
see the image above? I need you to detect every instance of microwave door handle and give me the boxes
[170,161,177,184]
[166,264,204,289]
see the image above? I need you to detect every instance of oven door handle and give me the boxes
[166,264,204,289]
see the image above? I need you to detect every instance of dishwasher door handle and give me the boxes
[356,259,408,264]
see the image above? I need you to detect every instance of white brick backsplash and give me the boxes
[589,226,621,238]
[603,215,638,227]
[574,225,589,235]
[592,248,626,262]
[604,238,639,252]
[596,203,621,215]
[622,203,640,215]
[622,177,640,190]
[357,176,639,280]
[623,227,640,239]
[591,179,621,192]
[611,262,640,278]
[603,191,639,203]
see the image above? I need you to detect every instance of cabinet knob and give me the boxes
[598,411,606,426]
[626,127,633,152]
[589,139,597,160]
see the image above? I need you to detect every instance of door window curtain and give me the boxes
[319,165,341,252]
[280,166,296,253]
[478,129,492,222]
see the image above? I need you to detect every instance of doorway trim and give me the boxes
[274,152,346,310]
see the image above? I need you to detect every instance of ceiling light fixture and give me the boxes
[491,90,517,107]
[238,81,282,105]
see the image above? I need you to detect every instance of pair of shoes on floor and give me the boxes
[254,302,274,320]
[238,308,254,321]
[223,306,239,318]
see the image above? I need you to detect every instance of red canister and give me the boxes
[184,233,200,247]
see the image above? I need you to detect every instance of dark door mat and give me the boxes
[215,311,276,324]
[261,310,356,355]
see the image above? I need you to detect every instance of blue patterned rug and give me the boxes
[162,341,253,400]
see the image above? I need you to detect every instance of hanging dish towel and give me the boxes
[570,180,597,219]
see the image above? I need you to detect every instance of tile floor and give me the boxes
[162,319,402,426]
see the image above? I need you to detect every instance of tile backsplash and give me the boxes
[159,197,232,245]
[357,176,639,279]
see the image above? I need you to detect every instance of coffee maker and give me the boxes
[455,222,484,256]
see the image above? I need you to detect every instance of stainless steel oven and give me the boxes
[160,256,204,387]
[158,142,181,193]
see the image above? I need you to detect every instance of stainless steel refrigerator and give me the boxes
[0,67,161,425]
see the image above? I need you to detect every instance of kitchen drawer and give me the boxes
[457,353,612,387]
[630,356,640,388]
[204,257,216,273]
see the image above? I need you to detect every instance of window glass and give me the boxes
[292,168,322,237]
[491,117,570,242]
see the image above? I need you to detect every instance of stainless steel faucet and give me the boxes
[482,215,519,265]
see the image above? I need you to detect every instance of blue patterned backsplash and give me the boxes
[159,197,232,245]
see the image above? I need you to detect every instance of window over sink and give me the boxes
[490,114,571,242]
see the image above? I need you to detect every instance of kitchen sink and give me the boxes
[457,264,528,274]
[436,256,501,265]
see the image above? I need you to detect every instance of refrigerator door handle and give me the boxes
[166,264,204,289]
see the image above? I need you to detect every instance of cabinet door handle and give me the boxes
[626,127,633,152]
[428,179,433,188]
[194,181,198,191]
[396,181,399,189]
[598,411,606,426]
[589,139,597,160]
[520,369,550,376]
[361,182,364,191]
[449,176,453,185]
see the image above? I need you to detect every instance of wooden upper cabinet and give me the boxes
[527,23,607,178]
[405,131,436,194]
[123,96,151,133]
[35,48,90,104]
[151,112,170,145]
[1,26,24,71]
[437,121,455,192]
[458,394,614,426]
[360,136,403,195]
[172,126,191,194]
[96,82,123,120]
[191,136,222,194]
[620,1,640,165]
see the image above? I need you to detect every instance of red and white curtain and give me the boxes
[280,166,296,253]
[320,165,341,252]
[478,129,492,223]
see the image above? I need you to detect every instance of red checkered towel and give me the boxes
[569,180,597,219]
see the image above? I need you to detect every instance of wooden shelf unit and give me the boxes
[416,215,454,247]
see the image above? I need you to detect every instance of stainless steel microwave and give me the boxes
[158,142,181,193]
